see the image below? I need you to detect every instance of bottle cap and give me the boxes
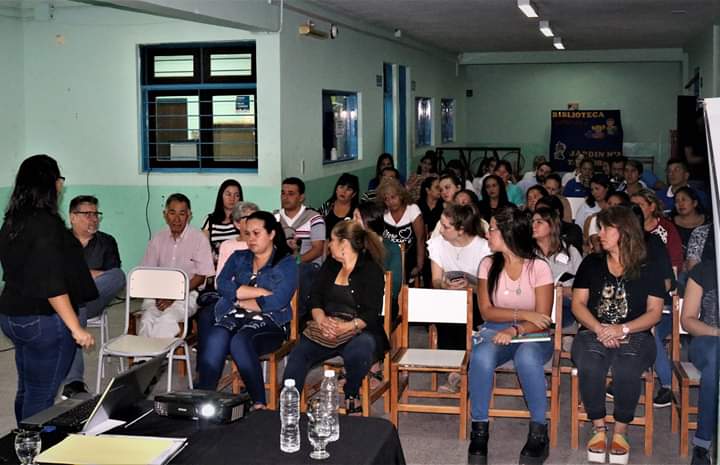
[284,379,296,387]
[324,370,336,378]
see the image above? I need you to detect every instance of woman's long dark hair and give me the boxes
[209,179,244,224]
[486,206,537,305]
[672,186,706,216]
[325,173,360,212]
[478,174,510,221]
[419,175,438,208]
[585,173,611,208]
[372,153,394,184]
[245,211,292,266]
[4,154,62,238]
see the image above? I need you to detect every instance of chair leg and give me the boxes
[459,371,468,440]
[166,352,174,392]
[550,373,559,448]
[231,361,243,395]
[644,373,654,456]
[176,345,187,377]
[390,364,399,428]
[570,371,579,449]
[183,343,193,390]
[671,374,679,433]
[382,357,391,414]
[267,360,278,410]
[96,351,104,394]
[361,376,370,417]
[680,382,690,456]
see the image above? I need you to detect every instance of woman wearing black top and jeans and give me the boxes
[571,206,665,464]
[0,155,97,422]
[283,220,388,412]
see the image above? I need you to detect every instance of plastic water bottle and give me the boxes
[280,379,300,453]
[320,370,340,442]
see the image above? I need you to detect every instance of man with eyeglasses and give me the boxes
[61,195,126,399]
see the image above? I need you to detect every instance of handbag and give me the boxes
[303,312,356,348]
[196,276,220,308]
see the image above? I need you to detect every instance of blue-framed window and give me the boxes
[415,97,432,147]
[441,98,455,143]
[322,90,359,163]
[139,42,257,171]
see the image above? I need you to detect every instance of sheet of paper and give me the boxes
[36,434,186,465]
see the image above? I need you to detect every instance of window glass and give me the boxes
[210,53,252,77]
[441,98,455,143]
[153,55,194,78]
[322,91,359,163]
[416,97,432,147]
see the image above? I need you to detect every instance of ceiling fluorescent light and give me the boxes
[553,37,565,50]
[539,20,553,37]
[517,0,538,18]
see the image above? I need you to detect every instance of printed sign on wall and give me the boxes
[549,110,623,172]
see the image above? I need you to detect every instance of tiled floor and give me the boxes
[0,302,697,464]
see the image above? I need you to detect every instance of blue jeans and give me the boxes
[0,313,77,423]
[689,336,719,449]
[283,332,377,398]
[196,316,285,405]
[64,268,126,385]
[469,324,553,424]
[653,312,672,387]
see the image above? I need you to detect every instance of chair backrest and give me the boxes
[124,267,189,336]
[566,197,585,221]
[400,286,473,351]
[288,290,300,343]
[382,271,392,337]
[670,294,687,363]
[550,285,564,352]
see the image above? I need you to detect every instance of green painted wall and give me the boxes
[463,61,682,175]
[0,17,24,166]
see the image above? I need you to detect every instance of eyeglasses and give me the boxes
[58,176,66,182]
[73,211,103,219]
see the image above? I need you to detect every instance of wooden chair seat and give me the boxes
[396,348,466,369]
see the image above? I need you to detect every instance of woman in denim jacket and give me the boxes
[197,211,298,409]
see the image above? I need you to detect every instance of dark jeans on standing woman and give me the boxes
[0,313,76,423]
[196,316,285,405]
[571,329,656,424]
[283,332,377,398]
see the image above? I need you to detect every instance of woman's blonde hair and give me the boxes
[597,206,647,279]
[375,177,413,207]
[630,188,665,220]
[332,220,385,266]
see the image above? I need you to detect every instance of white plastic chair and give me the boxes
[87,313,109,378]
[96,267,193,394]
[566,196,586,221]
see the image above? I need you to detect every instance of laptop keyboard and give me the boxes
[49,395,101,429]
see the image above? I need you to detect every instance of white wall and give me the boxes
[685,24,720,98]
[0,16,25,177]
[19,3,282,189]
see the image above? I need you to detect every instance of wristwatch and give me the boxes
[621,324,630,338]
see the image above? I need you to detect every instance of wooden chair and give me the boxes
[316,271,394,416]
[670,295,699,456]
[390,286,473,439]
[488,285,564,447]
[217,291,299,410]
[570,342,655,455]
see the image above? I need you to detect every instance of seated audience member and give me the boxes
[361,166,400,203]
[672,186,710,259]
[686,223,714,272]
[283,221,387,413]
[543,173,573,223]
[478,174,513,223]
[276,177,326,315]
[657,159,708,213]
[319,173,359,239]
[197,212,297,409]
[445,159,475,193]
[406,150,437,202]
[563,159,595,198]
[561,154,585,186]
[680,259,719,465]
[216,202,260,275]
[140,193,214,338]
[62,196,126,398]
[517,161,552,195]
[367,153,395,191]
[585,191,629,254]
[426,173,464,240]
[575,174,611,240]
[494,160,524,206]
[608,156,627,191]
[601,159,611,177]
[454,189,481,210]
[202,179,243,266]
[535,195,583,254]
[468,206,554,463]
[520,155,548,182]
[532,207,582,328]
[417,176,442,236]
[616,159,646,196]
[524,185,549,213]
[379,178,425,283]
[571,206,665,464]
[428,204,491,355]
[473,157,499,195]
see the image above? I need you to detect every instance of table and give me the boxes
[0,409,406,465]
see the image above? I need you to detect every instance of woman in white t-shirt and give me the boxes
[468,206,554,463]
[428,204,491,355]
[378,178,425,283]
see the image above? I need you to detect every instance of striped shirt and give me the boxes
[201,215,239,265]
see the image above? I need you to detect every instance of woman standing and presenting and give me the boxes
[284,220,387,413]
[571,206,665,464]
[0,154,96,422]
[468,206,554,464]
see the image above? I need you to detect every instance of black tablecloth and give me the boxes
[122,409,406,465]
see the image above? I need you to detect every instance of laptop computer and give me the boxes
[20,355,165,434]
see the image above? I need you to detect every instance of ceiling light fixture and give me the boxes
[517,0,538,18]
[553,37,565,50]
[539,20,553,37]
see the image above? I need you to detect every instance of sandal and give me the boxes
[587,425,607,463]
[609,433,630,465]
[344,396,363,416]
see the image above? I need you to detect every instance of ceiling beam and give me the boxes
[460,48,686,65]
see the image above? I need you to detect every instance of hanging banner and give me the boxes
[549,110,623,172]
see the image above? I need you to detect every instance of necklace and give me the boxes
[503,270,523,296]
